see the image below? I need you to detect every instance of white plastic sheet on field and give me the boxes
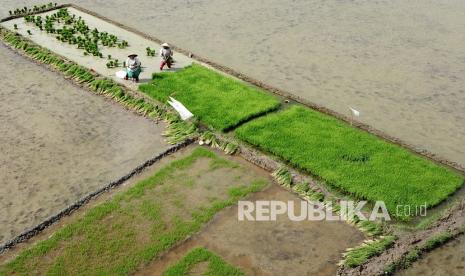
[168,97,193,120]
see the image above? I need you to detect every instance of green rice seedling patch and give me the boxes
[139,64,281,131]
[342,236,396,268]
[163,247,243,276]
[0,147,268,275]
[236,105,464,219]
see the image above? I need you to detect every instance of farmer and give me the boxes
[125,54,141,82]
[159,43,173,70]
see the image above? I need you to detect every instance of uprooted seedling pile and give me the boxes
[23,8,128,57]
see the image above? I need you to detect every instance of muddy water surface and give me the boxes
[2,0,464,166]
[399,234,465,276]
[0,44,169,244]
[138,184,365,275]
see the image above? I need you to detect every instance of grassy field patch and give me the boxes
[236,105,464,218]
[164,247,243,276]
[0,147,267,275]
[139,64,280,131]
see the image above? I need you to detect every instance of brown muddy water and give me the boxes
[138,184,365,275]
[399,234,465,276]
[2,0,465,166]
[0,43,170,244]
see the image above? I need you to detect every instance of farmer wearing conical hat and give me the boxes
[125,53,142,82]
[159,43,173,71]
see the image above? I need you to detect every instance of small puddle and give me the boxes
[137,184,365,275]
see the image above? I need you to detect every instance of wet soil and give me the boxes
[399,234,465,276]
[2,0,464,166]
[0,43,170,245]
[138,184,365,276]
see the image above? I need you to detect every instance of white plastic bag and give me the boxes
[167,97,194,120]
[115,70,127,79]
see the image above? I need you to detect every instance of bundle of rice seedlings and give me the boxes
[219,141,239,155]
[293,182,310,195]
[148,106,163,118]
[356,220,383,237]
[272,166,292,188]
[340,236,396,268]
[146,47,156,56]
[198,131,219,147]
[292,181,323,201]
[162,121,198,144]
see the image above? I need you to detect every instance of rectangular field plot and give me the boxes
[0,6,193,87]
[236,105,464,219]
[0,44,170,245]
[139,184,365,275]
[139,64,281,131]
[0,147,269,275]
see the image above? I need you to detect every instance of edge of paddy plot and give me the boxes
[0,147,268,275]
[139,63,281,131]
[235,105,464,219]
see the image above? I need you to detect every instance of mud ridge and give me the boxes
[338,199,465,275]
[0,139,193,254]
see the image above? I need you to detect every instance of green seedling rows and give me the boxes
[23,8,128,57]
[139,64,281,131]
[8,3,57,17]
[236,105,464,219]
[0,148,267,275]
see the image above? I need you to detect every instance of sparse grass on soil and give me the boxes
[164,247,243,276]
[236,105,464,219]
[0,147,267,275]
[139,64,281,131]
[384,230,458,273]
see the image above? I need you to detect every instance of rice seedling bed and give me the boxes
[0,147,268,275]
[163,247,243,276]
[139,63,281,131]
[235,105,464,219]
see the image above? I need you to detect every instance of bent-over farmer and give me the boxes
[125,54,141,82]
[159,43,173,71]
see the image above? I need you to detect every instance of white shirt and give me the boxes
[126,57,141,71]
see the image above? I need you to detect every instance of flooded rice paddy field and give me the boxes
[1,7,193,88]
[2,0,464,166]
[0,43,170,244]
[139,184,365,275]
[0,145,364,275]
[399,234,465,276]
